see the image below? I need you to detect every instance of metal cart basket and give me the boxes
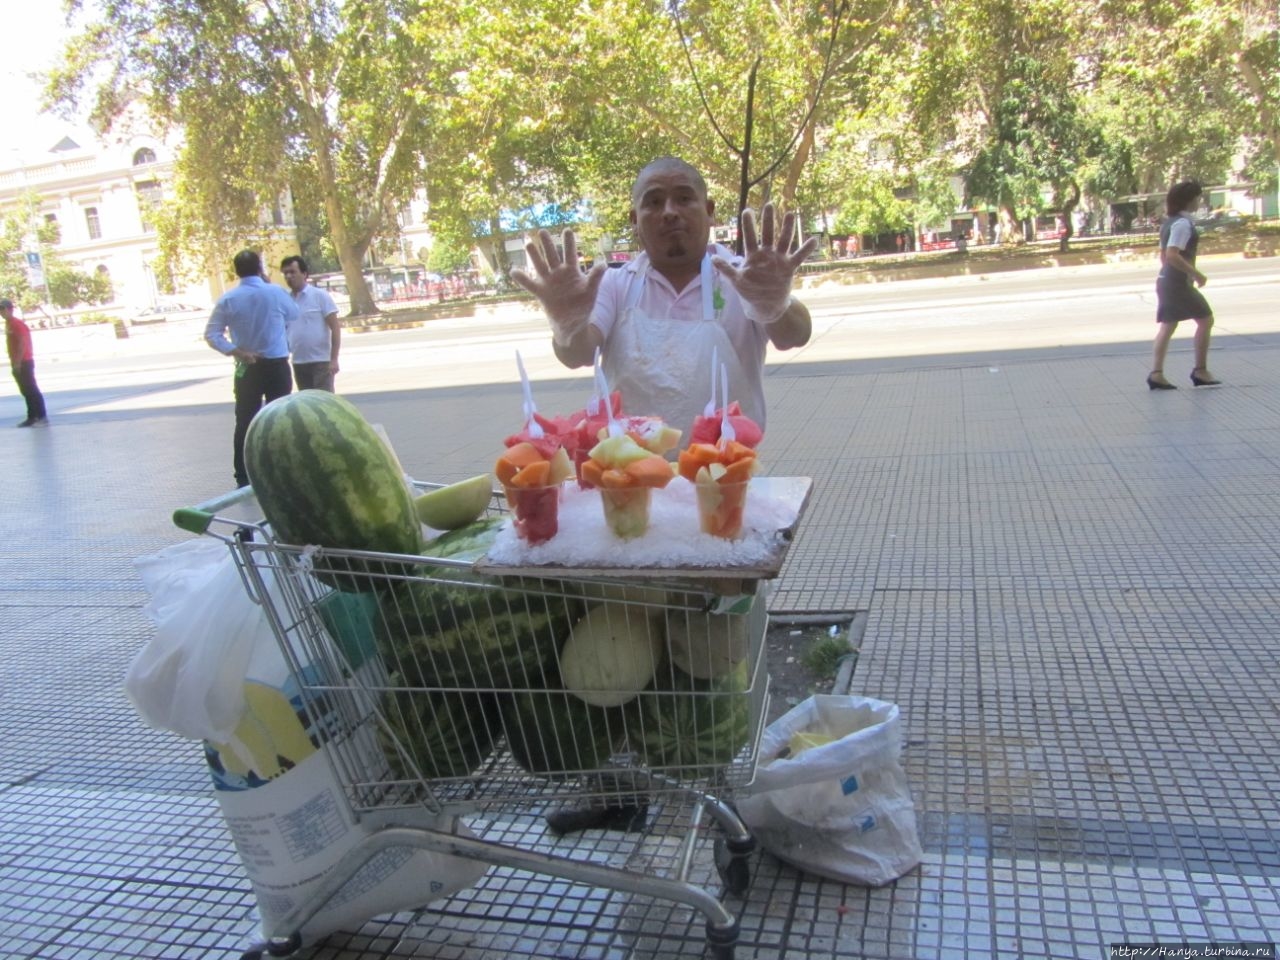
[176,481,809,960]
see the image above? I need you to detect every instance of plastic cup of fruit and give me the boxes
[503,480,562,545]
[696,478,750,540]
[599,486,653,540]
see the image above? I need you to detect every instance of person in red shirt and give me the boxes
[2,298,48,427]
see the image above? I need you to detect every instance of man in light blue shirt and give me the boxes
[204,249,299,487]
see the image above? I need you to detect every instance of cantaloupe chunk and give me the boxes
[624,455,676,488]
[598,467,633,488]
[721,457,756,484]
[579,458,605,489]
[510,459,552,487]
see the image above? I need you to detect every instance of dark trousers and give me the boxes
[232,357,292,487]
[12,360,46,421]
[292,361,334,392]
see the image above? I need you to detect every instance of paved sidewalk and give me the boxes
[2,327,1278,959]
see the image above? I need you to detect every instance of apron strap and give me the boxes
[699,255,715,322]
[623,252,716,322]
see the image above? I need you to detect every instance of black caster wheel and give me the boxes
[705,919,738,960]
[266,932,303,956]
[714,834,755,896]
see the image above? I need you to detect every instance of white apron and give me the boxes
[603,254,759,443]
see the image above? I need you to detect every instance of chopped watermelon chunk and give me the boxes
[506,485,560,544]
[690,402,764,449]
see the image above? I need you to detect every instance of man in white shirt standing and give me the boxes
[281,255,341,392]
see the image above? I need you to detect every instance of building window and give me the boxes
[85,206,102,240]
[136,180,163,232]
[44,213,58,224]
[133,147,157,166]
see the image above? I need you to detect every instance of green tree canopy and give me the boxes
[48,0,436,315]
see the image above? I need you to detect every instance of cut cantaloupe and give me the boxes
[580,459,605,489]
[510,459,552,488]
[624,455,676,488]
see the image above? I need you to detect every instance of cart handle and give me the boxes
[172,485,256,535]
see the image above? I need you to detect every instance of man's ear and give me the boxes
[629,208,638,225]
[707,199,715,218]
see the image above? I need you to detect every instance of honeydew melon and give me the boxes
[589,433,654,467]
[560,603,664,707]
[414,474,494,530]
[665,609,749,679]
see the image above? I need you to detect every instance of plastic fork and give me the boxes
[515,350,544,439]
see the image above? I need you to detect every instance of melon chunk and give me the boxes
[414,474,494,530]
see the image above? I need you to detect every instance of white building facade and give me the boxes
[0,124,217,319]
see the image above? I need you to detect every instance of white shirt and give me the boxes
[287,284,339,363]
[1165,217,1193,252]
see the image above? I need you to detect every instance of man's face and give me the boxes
[281,262,307,292]
[630,164,714,276]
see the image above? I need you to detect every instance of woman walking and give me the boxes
[1148,180,1220,390]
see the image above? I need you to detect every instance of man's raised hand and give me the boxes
[711,204,818,324]
[510,229,607,345]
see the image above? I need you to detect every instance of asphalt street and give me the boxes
[6,256,1276,425]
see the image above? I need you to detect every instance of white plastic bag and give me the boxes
[737,695,923,886]
[131,538,488,942]
[129,537,269,741]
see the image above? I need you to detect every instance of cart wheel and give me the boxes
[714,834,755,896]
[265,932,302,956]
[705,918,738,960]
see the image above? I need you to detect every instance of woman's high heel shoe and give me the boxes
[1190,369,1221,386]
[1147,373,1176,391]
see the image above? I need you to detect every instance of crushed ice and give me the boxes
[485,476,799,569]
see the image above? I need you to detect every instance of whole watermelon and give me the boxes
[500,688,621,779]
[377,516,583,691]
[629,661,751,778]
[381,689,500,782]
[245,391,423,589]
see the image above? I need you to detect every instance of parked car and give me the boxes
[127,301,207,325]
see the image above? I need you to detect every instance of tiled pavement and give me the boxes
[2,315,1279,959]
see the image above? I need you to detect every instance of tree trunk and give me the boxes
[1057,180,1081,254]
[1234,50,1280,167]
[735,59,762,255]
[489,212,512,278]
[304,113,379,316]
[998,204,1022,245]
[329,214,378,316]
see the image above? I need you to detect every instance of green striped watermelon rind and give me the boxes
[376,515,584,693]
[627,659,751,777]
[244,391,423,589]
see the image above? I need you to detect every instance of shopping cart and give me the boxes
[175,479,808,960]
